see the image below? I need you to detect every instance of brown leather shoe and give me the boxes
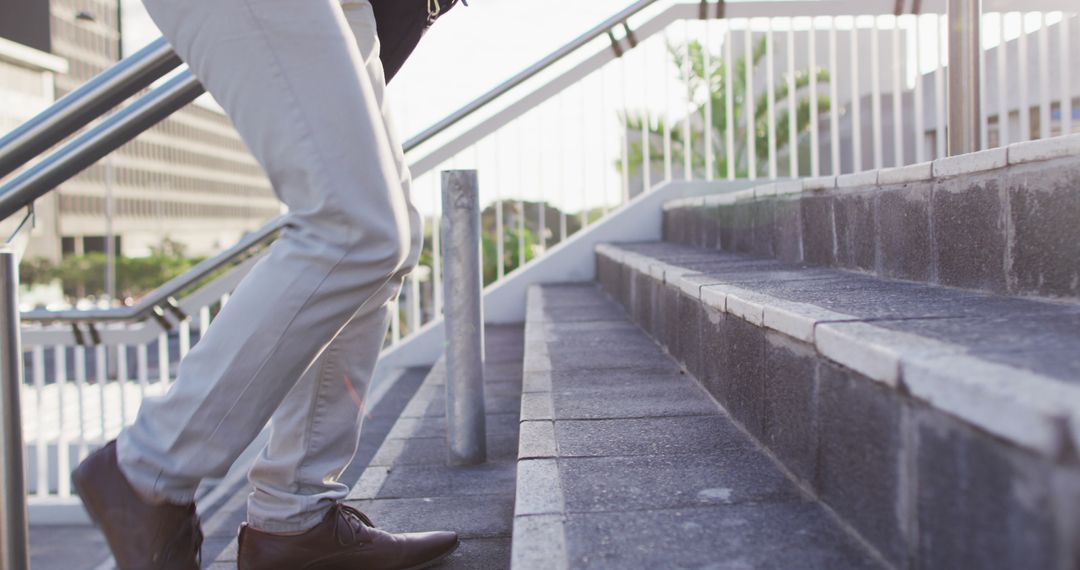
[71,441,203,570]
[237,504,459,570]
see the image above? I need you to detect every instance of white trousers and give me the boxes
[116,0,422,532]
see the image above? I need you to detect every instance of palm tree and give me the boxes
[621,36,831,180]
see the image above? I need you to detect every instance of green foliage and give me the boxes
[482,225,538,285]
[620,37,831,179]
[20,238,205,301]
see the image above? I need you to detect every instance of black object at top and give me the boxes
[373,0,465,84]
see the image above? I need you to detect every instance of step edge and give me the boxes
[598,244,1080,459]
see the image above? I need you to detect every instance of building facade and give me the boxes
[8,0,279,264]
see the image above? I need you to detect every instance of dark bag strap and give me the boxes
[373,0,465,83]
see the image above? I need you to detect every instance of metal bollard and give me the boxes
[441,170,487,466]
[0,250,29,570]
[947,0,982,156]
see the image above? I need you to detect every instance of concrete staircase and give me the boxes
[511,135,1080,569]
[512,284,883,568]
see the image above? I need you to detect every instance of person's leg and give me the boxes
[244,0,423,532]
[115,0,413,505]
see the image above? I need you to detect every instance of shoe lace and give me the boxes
[333,504,376,545]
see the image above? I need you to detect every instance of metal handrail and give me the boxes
[401,0,662,152]
[0,72,202,221]
[0,38,181,180]
[0,0,661,219]
[20,216,285,324]
[0,0,670,344]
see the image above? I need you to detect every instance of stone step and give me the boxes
[661,133,1080,301]
[322,324,525,570]
[511,283,883,570]
[595,241,1080,570]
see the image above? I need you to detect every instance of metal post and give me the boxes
[0,250,29,570]
[441,170,487,466]
[947,0,982,156]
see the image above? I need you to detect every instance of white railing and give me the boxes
[18,0,1078,506]
[19,253,261,499]
[395,0,1078,346]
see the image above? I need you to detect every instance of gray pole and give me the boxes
[0,250,29,570]
[947,0,982,156]
[441,170,487,466]
[105,156,117,302]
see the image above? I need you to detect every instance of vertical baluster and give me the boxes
[1061,14,1073,136]
[74,345,87,459]
[601,65,613,215]
[220,292,231,308]
[1018,12,1031,142]
[199,305,211,338]
[683,20,694,181]
[745,21,758,180]
[997,13,1010,146]
[787,20,798,177]
[704,20,715,181]
[116,344,128,426]
[621,55,631,205]
[136,343,149,401]
[915,14,927,160]
[579,85,589,226]
[537,105,548,247]
[828,19,840,175]
[766,19,778,179]
[892,16,905,166]
[808,16,820,177]
[663,30,673,182]
[724,20,735,180]
[54,346,69,497]
[979,11,989,150]
[850,18,863,171]
[96,345,107,441]
[157,333,169,385]
[561,92,572,237]
[642,40,652,194]
[1037,13,1051,140]
[518,122,528,258]
[494,131,505,278]
[409,273,421,334]
[33,346,47,496]
[179,318,191,360]
[432,175,443,316]
[870,18,883,169]
[934,14,947,158]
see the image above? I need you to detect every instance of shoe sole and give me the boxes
[303,537,461,570]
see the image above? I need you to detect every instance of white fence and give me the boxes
[19,0,1078,507]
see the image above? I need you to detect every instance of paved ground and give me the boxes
[28,366,430,570]
[327,323,526,570]
[514,284,883,569]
